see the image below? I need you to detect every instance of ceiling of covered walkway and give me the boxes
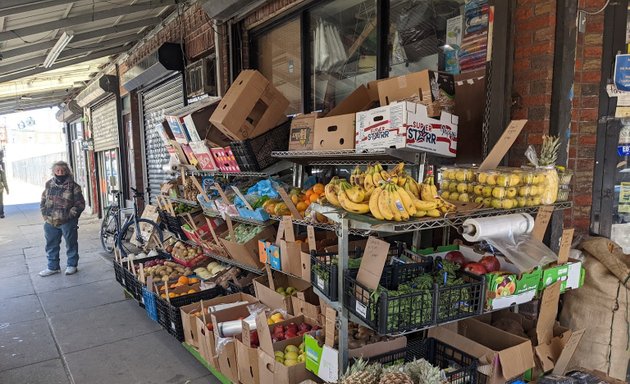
[0,0,180,116]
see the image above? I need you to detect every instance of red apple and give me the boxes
[479,255,501,272]
[273,325,284,334]
[273,333,285,341]
[445,251,467,267]
[250,331,259,347]
[286,323,298,332]
[464,262,488,275]
[311,325,321,331]
[285,331,297,339]
[298,323,311,332]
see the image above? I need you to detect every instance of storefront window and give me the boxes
[389,0,486,76]
[310,0,377,112]
[257,18,303,115]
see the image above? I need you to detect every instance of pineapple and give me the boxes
[403,358,445,384]
[537,135,560,204]
[378,365,413,384]
[341,359,382,384]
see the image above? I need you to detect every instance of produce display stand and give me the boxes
[181,342,232,384]
[167,149,573,379]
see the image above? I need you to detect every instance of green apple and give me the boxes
[458,193,470,202]
[473,184,484,196]
[457,183,468,193]
[492,187,506,199]
[482,186,493,197]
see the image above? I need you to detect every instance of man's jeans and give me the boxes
[44,219,79,270]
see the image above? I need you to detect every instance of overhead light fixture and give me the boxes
[43,31,74,69]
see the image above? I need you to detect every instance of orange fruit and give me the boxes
[305,190,313,198]
[291,194,299,205]
[309,193,320,203]
[296,202,308,211]
[177,276,189,285]
[313,183,325,194]
[187,289,196,294]
[188,277,199,284]
[168,292,176,298]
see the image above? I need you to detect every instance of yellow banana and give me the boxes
[342,182,365,203]
[427,208,442,217]
[368,187,385,220]
[404,179,420,199]
[395,185,417,216]
[364,166,375,190]
[397,174,407,187]
[414,210,427,218]
[420,175,438,202]
[377,187,395,220]
[325,183,341,207]
[413,199,437,211]
[337,188,370,214]
[390,176,399,185]
[387,184,405,221]
[391,162,405,175]
[372,166,383,186]
[380,170,390,181]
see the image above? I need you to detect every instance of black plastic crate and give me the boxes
[155,285,224,341]
[344,259,485,334]
[158,210,188,240]
[113,260,125,286]
[121,255,168,302]
[312,245,430,302]
[229,119,291,172]
[368,338,478,384]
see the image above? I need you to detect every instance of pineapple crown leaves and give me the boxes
[539,135,560,166]
[341,358,383,383]
[403,358,445,384]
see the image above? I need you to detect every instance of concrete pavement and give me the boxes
[0,202,219,384]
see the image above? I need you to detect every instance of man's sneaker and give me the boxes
[65,266,78,275]
[39,268,61,277]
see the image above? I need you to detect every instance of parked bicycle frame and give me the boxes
[99,187,163,257]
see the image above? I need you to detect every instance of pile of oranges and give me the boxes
[290,183,325,216]
[158,275,200,299]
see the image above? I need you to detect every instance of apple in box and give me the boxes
[445,250,500,274]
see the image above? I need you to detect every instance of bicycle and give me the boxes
[99,187,163,257]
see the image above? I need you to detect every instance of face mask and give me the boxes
[55,175,68,183]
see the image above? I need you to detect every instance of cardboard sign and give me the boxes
[536,282,561,345]
[231,186,253,211]
[557,228,574,265]
[191,176,210,202]
[307,226,316,251]
[275,185,303,219]
[551,329,585,375]
[531,205,554,242]
[214,183,231,205]
[478,120,528,171]
[324,306,336,348]
[355,237,391,291]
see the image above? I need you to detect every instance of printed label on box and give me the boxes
[316,276,325,290]
[356,302,367,318]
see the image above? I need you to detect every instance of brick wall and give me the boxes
[511,0,605,235]
[568,0,605,232]
[118,4,214,78]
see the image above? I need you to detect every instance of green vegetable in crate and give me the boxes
[225,224,264,243]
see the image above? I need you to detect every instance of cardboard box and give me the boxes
[260,218,309,277]
[189,140,218,171]
[166,115,190,144]
[304,334,407,382]
[538,260,585,293]
[210,146,240,173]
[459,245,542,310]
[210,70,289,141]
[402,102,458,157]
[195,315,219,368]
[236,338,260,384]
[429,318,535,384]
[220,224,276,270]
[210,304,255,382]
[355,103,408,151]
[288,113,322,151]
[377,70,455,114]
[253,271,312,314]
[181,97,232,147]
[291,290,321,321]
[180,292,259,349]
[313,113,355,150]
[255,312,319,384]
[326,85,375,117]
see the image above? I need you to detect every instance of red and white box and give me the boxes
[189,140,218,171]
[210,147,241,173]
[355,101,458,157]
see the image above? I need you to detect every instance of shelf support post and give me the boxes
[338,217,349,376]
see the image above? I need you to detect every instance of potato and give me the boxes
[166,267,173,273]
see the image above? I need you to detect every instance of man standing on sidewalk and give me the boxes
[39,161,85,277]
[0,162,8,218]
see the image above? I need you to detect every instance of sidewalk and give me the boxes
[0,203,219,384]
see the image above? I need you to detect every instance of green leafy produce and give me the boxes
[361,260,473,332]
[224,223,264,243]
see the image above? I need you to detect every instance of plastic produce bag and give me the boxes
[485,234,558,272]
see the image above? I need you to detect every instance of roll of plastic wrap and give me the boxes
[461,213,535,242]
[218,317,256,337]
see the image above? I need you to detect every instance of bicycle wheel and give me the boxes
[100,205,118,253]
[117,218,164,258]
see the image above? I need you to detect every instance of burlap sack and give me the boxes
[559,237,630,380]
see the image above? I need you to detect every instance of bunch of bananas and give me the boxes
[419,174,457,215]
[324,177,371,214]
[324,163,457,221]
